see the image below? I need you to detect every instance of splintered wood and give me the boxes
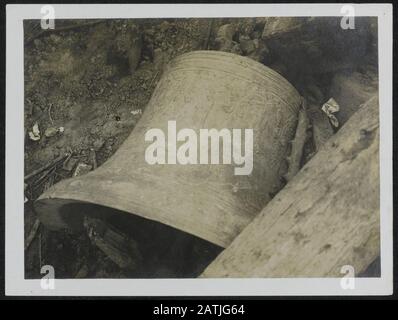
[202,96,379,278]
[284,98,309,182]
[83,216,143,270]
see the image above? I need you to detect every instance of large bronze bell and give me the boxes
[35,51,302,276]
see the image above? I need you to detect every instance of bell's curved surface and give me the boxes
[35,51,301,248]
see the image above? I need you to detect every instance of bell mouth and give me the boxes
[35,198,222,278]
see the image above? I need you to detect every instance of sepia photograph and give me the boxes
[5,4,393,296]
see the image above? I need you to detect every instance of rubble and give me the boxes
[322,98,340,128]
[62,157,79,172]
[74,264,89,278]
[238,35,255,54]
[28,122,41,141]
[92,138,105,151]
[216,23,235,40]
[248,39,269,62]
[83,216,143,270]
[307,104,334,152]
[44,126,63,138]
[73,163,92,177]
[329,69,378,126]
[262,17,306,39]
[130,109,142,116]
[284,99,310,182]
[214,23,241,54]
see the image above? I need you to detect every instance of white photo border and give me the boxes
[5,3,393,296]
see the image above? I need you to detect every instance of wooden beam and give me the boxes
[202,96,380,277]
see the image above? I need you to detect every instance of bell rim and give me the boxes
[34,172,258,248]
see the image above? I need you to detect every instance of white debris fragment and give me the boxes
[73,163,93,177]
[44,126,65,138]
[321,98,340,128]
[24,183,28,203]
[131,109,142,116]
[322,98,340,114]
[28,122,41,141]
[44,127,58,137]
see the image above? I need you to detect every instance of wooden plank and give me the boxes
[202,96,380,277]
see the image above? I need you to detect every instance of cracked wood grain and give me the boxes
[201,96,380,278]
